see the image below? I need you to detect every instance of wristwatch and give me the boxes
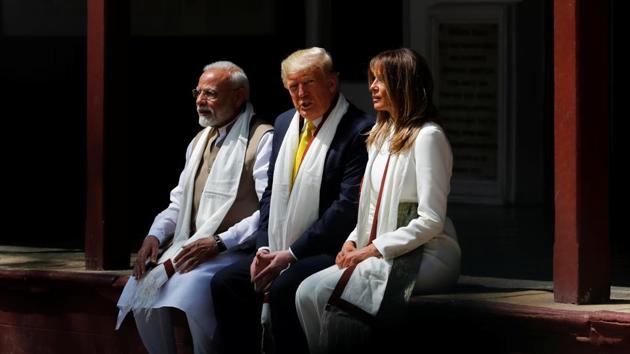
[213,234,227,252]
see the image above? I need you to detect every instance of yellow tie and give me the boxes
[292,120,316,185]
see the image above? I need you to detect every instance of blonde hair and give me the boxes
[281,47,335,87]
[366,48,440,154]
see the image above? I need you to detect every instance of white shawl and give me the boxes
[337,142,411,315]
[166,103,254,258]
[268,95,349,251]
[116,103,254,328]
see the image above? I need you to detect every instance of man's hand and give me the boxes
[251,250,296,292]
[336,243,381,269]
[250,248,272,282]
[133,236,160,279]
[174,237,220,273]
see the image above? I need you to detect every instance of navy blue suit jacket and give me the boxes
[254,102,375,259]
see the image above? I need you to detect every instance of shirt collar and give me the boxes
[301,93,339,131]
[213,106,244,143]
[215,121,234,143]
[304,116,323,130]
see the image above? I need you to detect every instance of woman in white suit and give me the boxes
[295,48,461,353]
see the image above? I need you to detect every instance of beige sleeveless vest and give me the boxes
[189,117,272,234]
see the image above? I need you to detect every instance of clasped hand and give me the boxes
[250,249,295,292]
[335,241,381,269]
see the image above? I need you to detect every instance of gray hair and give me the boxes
[203,61,250,99]
[280,47,335,87]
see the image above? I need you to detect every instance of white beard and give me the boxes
[197,106,234,128]
[197,107,220,127]
[198,115,213,127]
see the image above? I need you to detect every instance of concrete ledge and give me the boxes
[0,265,190,353]
[1,247,629,353]
[407,277,630,353]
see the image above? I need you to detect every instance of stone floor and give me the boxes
[0,245,127,275]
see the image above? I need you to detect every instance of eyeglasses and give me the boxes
[192,88,219,100]
[192,87,241,100]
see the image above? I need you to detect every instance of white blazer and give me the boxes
[342,122,461,315]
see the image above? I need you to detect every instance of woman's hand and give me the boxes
[335,241,357,268]
[336,242,382,268]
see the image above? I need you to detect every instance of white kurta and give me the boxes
[296,122,460,353]
[118,128,273,353]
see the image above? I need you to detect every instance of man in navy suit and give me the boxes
[211,47,374,354]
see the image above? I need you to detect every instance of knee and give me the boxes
[295,276,315,308]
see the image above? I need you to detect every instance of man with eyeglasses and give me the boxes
[116,61,273,354]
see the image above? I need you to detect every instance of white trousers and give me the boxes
[134,307,212,354]
[295,265,343,354]
[296,238,460,354]
[121,251,248,354]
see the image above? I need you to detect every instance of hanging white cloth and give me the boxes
[267,95,349,252]
[339,122,458,315]
[116,103,255,329]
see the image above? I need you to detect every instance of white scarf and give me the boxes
[339,138,412,316]
[116,103,254,328]
[268,95,349,251]
[166,103,254,259]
